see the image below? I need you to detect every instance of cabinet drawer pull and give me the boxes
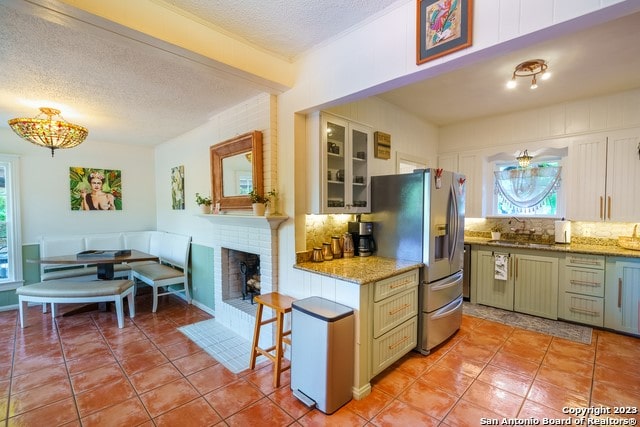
[388,303,411,316]
[569,279,601,287]
[569,307,600,317]
[618,278,622,308]
[390,280,410,289]
[569,259,601,266]
[388,335,409,350]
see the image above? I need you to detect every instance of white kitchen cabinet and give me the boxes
[605,257,640,336]
[473,247,559,319]
[568,129,640,221]
[558,254,605,327]
[307,111,372,214]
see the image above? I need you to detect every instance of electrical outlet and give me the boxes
[584,228,591,237]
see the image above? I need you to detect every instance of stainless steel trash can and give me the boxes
[290,296,354,414]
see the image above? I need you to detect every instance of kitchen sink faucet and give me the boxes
[509,217,535,236]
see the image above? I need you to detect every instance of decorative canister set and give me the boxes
[312,233,354,262]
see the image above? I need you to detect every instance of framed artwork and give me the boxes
[70,167,122,211]
[416,0,473,65]
[171,165,185,210]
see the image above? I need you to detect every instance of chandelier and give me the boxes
[506,59,550,90]
[8,107,88,157]
[517,150,533,168]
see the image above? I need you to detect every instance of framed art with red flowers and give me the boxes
[416,0,473,65]
[70,167,122,211]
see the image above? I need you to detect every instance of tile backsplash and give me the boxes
[305,215,639,253]
[465,217,638,240]
[304,214,353,250]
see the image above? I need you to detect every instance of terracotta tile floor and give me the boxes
[1,293,639,426]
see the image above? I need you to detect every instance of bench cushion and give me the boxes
[131,263,183,281]
[16,280,134,298]
[41,264,132,281]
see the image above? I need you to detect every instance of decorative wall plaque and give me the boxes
[374,131,391,160]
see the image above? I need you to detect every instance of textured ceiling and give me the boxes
[161,0,402,60]
[0,0,639,149]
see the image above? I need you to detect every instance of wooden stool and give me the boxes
[249,292,295,388]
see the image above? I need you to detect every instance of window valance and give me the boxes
[494,166,561,214]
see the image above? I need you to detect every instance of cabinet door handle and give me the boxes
[600,196,604,219]
[608,196,612,220]
[618,278,622,308]
[515,258,518,280]
[509,257,513,279]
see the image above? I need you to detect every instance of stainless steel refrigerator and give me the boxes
[370,169,465,354]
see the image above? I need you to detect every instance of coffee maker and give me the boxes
[348,221,375,257]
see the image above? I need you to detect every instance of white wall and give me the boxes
[439,88,640,152]
[1,128,156,244]
[154,93,275,247]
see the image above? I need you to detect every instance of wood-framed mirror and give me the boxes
[210,130,263,210]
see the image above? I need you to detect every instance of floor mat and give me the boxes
[178,318,265,374]
[463,302,592,345]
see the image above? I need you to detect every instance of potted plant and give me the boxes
[490,224,503,240]
[265,189,279,216]
[195,193,212,214]
[248,189,269,216]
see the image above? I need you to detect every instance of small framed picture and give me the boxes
[416,0,473,65]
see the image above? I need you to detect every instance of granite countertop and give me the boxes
[294,256,423,285]
[464,236,640,258]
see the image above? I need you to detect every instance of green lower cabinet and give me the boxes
[473,247,559,320]
[475,250,514,311]
[605,257,640,336]
[513,253,559,320]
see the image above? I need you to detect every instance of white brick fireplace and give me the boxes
[202,214,287,341]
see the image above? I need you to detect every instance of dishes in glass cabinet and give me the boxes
[328,199,344,207]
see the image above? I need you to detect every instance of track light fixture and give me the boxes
[506,59,550,90]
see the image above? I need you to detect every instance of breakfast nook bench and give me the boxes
[16,279,135,328]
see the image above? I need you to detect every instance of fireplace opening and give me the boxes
[240,260,260,303]
[221,248,260,315]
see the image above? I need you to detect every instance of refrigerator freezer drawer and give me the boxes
[420,295,463,354]
[422,271,463,312]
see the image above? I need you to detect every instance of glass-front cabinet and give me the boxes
[307,112,372,214]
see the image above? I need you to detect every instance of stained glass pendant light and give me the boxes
[8,107,88,157]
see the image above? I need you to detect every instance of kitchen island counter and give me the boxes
[464,236,640,258]
[294,256,422,284]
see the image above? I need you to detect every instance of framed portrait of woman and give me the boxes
[70,167,122,211]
